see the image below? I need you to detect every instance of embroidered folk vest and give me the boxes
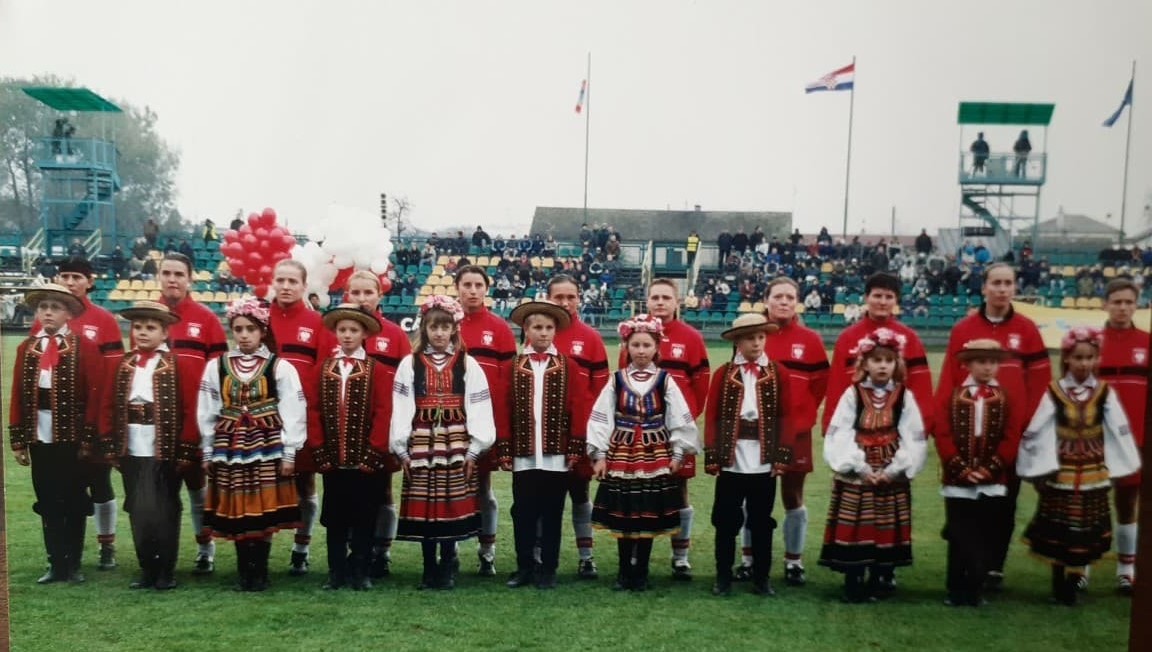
[944,386,1008,482]
[318,357,378,467]
[110,351,184,460]
[1050,381,1110,490]
[509,354,573,457]
[13,334,86,447]
[710,361,790,468]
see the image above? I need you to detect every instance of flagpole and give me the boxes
[1119,59,1136,244]
[841,55,856,240]
[583,52,592,227]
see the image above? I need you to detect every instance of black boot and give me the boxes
[348,554,372,591]
[249,541,270,592]
[438,555,458,590]
[234,543,251,591]
[631,540,652,592]
[325,530,347,590]
[64,516,87,584]
[842,569,871,603]
[613,540,633,591]
[154,563,178,591]
[37,517,67,584]
[130,554,158,590]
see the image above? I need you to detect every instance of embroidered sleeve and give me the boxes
[196,358,223,460]
[389,356,416,461]
[586,377,617,460]
[463,355,496,458]
[823,388,869,475]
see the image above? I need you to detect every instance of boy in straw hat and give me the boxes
[98,300,198,590]
[933,338,1025,607]
[310,303,393,590]
[9,283,104,584]
[704,313,796,597]
[500,300,588,590]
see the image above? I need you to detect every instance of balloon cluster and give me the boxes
[219,208,296,300]
[290,204,394,309]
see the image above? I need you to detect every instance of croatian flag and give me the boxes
[1102,78,1133,127]
[575,80,587,114]
[805,62,855,93]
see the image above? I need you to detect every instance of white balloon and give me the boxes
[318,294,331,309]
[320,262,339,284]
[331,254,354,269]
[370,258,390,275]
[306,224,327,243]
[289,244,307,262]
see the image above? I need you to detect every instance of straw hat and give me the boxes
[956,338,1011,362]
[509,300,571,330]
[322,303,382,334]
[24,283,84,316]
[721,312,779,341]
[119,300,180,325]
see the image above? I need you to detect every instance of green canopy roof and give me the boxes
[21,87,122,112]
[957,102,1054,126]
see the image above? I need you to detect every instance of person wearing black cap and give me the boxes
[31,257,126,571]
[10,284,105,584]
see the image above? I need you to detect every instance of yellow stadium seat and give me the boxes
[1061,297,1076,309]
[484,297,494,307]
[432,265,445,276]
[1062,266,1076,278]
[214,292,229,302]
[833,304,846,315]
[116,280,131,290]
[425,274,441,287]
[737,302,753,313]
[1074,297,1091,309]
[821,262,833,274]
[147,290,161,300]
[1103,267,1116,278]
[475,256,490,267]
[130,280,144,290]
[415,295,428,306]
[228,292,243,302]
[436,255,449,266]
[108,289,125,301]
[541,257,554,268]
[795,304,806,314]
[143,280,158,291]
[1087,297,1103,309]
[446,285,459,297]
[433,286,446,296]
[752,302,765,312]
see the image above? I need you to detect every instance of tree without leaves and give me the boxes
[0,76,184,244]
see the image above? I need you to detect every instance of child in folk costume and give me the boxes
[933,339,1025,607]
[311,304,393,591]
[499,301,588,590]
[820,328,928,603]
[99,301,199,590]
[197,298,307,592]
[1017,327,1142,606]
[704,313,796,597]
[588,314,700,592]
[8,284,103,584]
[390,295,496,590]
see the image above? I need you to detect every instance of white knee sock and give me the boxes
[572,501,594,560]
[672,506,693,562]
[188,487,214,557]
[376,504,398,555]
[479,490,498,556]
[294,493,319,554]
[1117,522,1138,577]
[783,506,808,564]
[94,500,117,544]
[740,525,754,566]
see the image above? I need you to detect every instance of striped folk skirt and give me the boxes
[819,479,914,571]
[1024,485,1113,567]
[205,424,300,541]
[397,421,480,542]
[591,427,683,539]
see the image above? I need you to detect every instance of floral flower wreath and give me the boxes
[618,313,663,340]
[421,295,465,322]
[225,297,271,327]
[1061,326,1103,352]
[850,327,907,357]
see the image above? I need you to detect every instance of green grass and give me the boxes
[0,336,1134,651]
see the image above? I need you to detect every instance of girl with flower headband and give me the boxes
[1016,326,1141,605]
[197,297,308,591]
[819,327,928,603]
[587,313,700,591]
[390,295,496,590]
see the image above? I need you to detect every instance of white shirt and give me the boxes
[389,351,496,462]
[126,344,170,457]
[823,381,927,483]
[33,324,71,444]
[513,345,568,473]
[197,345,308,463]
[1017,373,1142,485]
[725,353,776,475]
[586,364,699,461]
[940,375,1008,499]
[333,347,367,393]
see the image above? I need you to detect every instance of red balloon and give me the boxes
[241,233,258,248]
[271,250,290,262]
[223,229,239,244]
[378,276,393,295]
[226,242,246,258]
[258,265,273,279]
[229,260,247,277]
[247,213,261,228]
[253,284,269,298]
[259,239,272,251]
[254,227,270,240]
[268,226,284,241]
[247,250,264,268]
[281,234,297,250]
[239,223,253,236]
[260,208,277,227]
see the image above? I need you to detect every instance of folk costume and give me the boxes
[269,297,337,572]
[311,305,392,590]
[163,291,228,573]
[362,308,412,576]
[819,328,928,602]
[618,313,709,576]
[501,301,587,589]
[553,308,610,575]
[198,300,307,591]
[8,285,103,584]
[705,313,796,596]
[1017,328,1141,604]
[458,300,517,571]
[935,301,1050,587]
[34,258,125,569]
[1099,320,1149,588]
[99,301,198,590]
[591,315,700,590]
[933,340,1025,606]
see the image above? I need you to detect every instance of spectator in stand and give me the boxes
[789,228,803,248]
[1013,130,1031,177]
[717,230,733,267]
[943,261,963,295]
[974,244,991,265]
[604,235,621,259]
[842,302,861,323]
[1077,270,1095,298]
[803,288,821,313]
[143,219,160,248]
[683,290,699,311]
[420,241,437,265]
[749,227,765,253]
[915,229,933,256]
[543,235,557,258]
[128,255,145,280]
[531,234,545,256]
[732,228,749,257]
[67,238,86,259]
[230,214,244,231]
[178,239,196,265]
[491,235,505,257]
[472,226,491,251]
[740,279,758,303]
[203,219,219,244]
[140,257,157,281]
[307,293,321,311]
[109,244,126,279]
[970,132,990,175]
[518,235,533,256]
[899,259,917,285]
[595,225,610,252]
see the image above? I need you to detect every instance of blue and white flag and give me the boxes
[1103,78,1133,127]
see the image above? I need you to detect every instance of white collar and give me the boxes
[229,345,271,359]
[1059,374,1098,391]
[336,347,366,361]
[424,345,455,355]
[961,374,1000,388]
[733,352,769,367]
[628,363,659,375]
[35,324,71,339]
[136,343,170,355]
[861,378,896,392]
[523,345,559,356]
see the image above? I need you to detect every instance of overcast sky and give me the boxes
[1,0,1149,238]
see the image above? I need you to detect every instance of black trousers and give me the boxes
[321,470,383,577]
[30,443,92,569]
[512,470,568,572]
[712,471,777,581]
[84,460,116,503]
[120,457,183,570]
[987,474,1021,573]
[944,495,1009,600]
